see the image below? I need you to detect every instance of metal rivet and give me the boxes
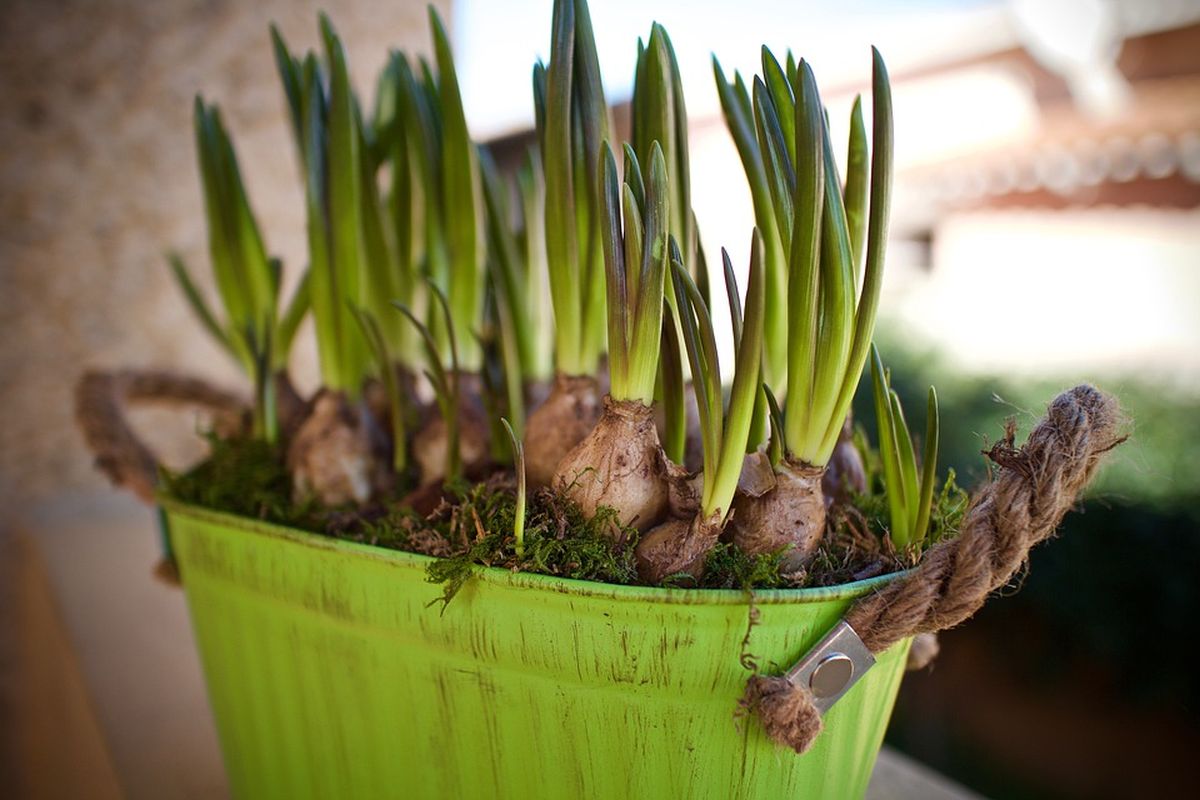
[783,620,875,714]
[809,653,854,698]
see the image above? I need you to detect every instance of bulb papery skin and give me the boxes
[730,457,826,571]
[635,511,723,584]
[407,371,489,486]
[822,418,866,508]
[287,390,388,506]
[553,396,669,536]
[524,373,603,489]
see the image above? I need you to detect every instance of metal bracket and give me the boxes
[783,620,875,715]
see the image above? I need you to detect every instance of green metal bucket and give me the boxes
[165,501,911,799]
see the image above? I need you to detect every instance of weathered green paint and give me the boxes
[165,501,911,799]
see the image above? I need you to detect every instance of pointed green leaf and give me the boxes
[543,0,581,373]
[598,142,628,398]
[657,298,686,464]
[167,252,237,361]
[782,61,825,459]
[818,48,894,461]
[707,228,765,518]
[844,95,868,280]
[270,25,304,149]
[274,267,310,368]
[626,144,670,403]
[913,386,940,545]
[871,346,909,547]
[752,77,795,248]
[761,46,795,167]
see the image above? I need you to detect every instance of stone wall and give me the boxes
[0,0,450,511]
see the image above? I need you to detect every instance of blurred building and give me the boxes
[465,0,1200,385]
[879,1,1200,384]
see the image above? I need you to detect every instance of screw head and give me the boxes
[809,653,854,699]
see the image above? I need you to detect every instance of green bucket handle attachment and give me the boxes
[784,620,875,714]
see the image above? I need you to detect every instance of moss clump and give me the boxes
[164,438,640,600]
[163,431,965,596]
[694,543,789,590]
[400,479,640,608]
[162,435,321,528]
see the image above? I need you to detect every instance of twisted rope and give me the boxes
[75,369,247,503]
[743,385,1127,754]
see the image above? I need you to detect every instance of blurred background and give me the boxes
[2,0,1198,797]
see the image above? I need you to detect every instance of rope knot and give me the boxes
[744,385,1126,755]
[740,676,823,754]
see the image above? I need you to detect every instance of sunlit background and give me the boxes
[2,0,1198,797]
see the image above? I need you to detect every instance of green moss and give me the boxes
[834,428,969,565]
[162,435,321,528]
[696,543,789,590]
[165,432,962,596]
[411,480,640,608]
[166,440,639,602]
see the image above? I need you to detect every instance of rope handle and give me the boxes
[75,369,248,503]
[741,384,1128,754]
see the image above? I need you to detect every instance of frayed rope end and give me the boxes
[739,675,823,754]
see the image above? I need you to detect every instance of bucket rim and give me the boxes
[160,497,904,606]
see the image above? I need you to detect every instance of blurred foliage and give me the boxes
[871,334,1200,797]
[855,332,1200,510]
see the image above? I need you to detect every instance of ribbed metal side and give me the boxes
[168,504,911,799]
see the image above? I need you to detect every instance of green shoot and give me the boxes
[763,385,785,469]
[516,148,553,381]
[721,247,769,453]
[368,54,399,170]
[633,24,702,298]
[500,418,526,557]
[844,95,868,280]
[657,299,686,464]
[814,49,894,461]
[540,0,612,378]
[270,20,370,397]
[717,49,894,467]
[741,48,892,468]
[870,345,940,549]
[598,142,670,405]
[479,147,531,438]
[350,307,407,473]
[247,327,277,443]
[167,252,237,363]
[174,99,308,443]
[635,22,711,457]
[192,99,275,371]
[321,17,371,395]
[272,16,471,397]
[713,58,788,389]
[395,282,463,484]
[668,230,765,520]
[379,51,428,368]
[273,269,311,368]
[428,7,485,370]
